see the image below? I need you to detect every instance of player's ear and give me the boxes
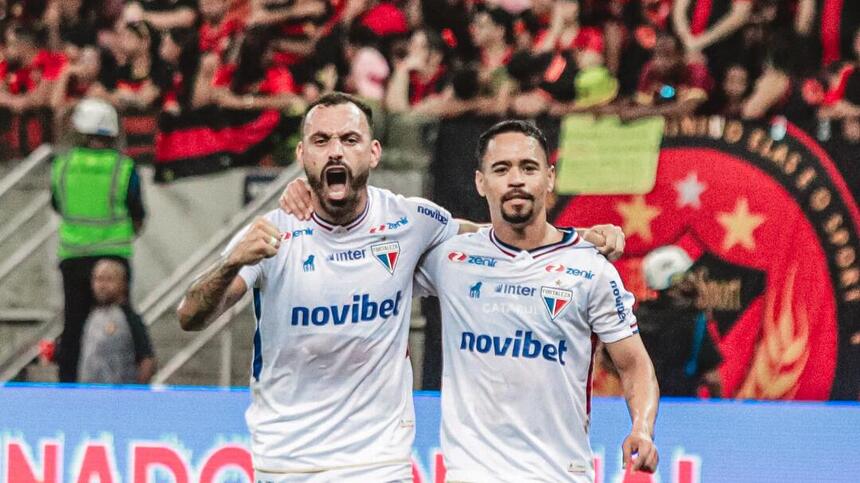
[296,141,304,165]
[547,164,556,194]
[369,139,382,169]
[475,169,486,198]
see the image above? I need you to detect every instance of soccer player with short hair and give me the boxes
[413,120,659,482]
[178,93,625,482]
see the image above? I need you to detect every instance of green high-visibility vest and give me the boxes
[51,147,136,260]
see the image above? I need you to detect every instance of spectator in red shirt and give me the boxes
[198,0,243,58]
[619,32,713,120]
[385,28,449,114]
[0,24,66,114]
[210,26,303,111]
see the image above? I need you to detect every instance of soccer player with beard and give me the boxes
[412,121,660,482]
[177,93,625,482]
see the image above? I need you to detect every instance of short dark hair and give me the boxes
[300,92,374,136]
[476,120,549,169]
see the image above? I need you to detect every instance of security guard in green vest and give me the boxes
[50,98,146,382]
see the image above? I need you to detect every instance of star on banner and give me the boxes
[615,195,661,243]
[675,172,707,209]
[717,198,766,252]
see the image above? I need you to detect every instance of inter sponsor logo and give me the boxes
[281,228,313,240]
[291,291,403,326]
[447,251,498,268]
[417,205,449,225]
[494,283,536,297]
[545,264,594,279]
[327,249,366,262]
[459,330,568,365]
[369,216,409,233]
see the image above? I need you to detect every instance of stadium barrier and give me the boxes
[0,384,857,482]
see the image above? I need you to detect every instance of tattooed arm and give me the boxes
[177,218,282,331]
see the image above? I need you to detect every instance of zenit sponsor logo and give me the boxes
[280,228,314,240]
[369,216,409,233]
[447,251,498,268]
[544,264,594,279]
[291,291,403,326]
[327,248,366,262]
[417,205,449,225]
[460,329,568,365]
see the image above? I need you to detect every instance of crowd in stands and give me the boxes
[1,0,859,167]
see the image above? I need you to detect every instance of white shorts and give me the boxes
[254,462,412,483]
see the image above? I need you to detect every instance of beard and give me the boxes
[500,189,536,225]
[306,161,370,222]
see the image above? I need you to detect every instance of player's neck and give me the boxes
[312,188,369,226]
[492,214,562,252]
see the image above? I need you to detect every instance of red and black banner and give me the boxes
[552,117,860,400]
[153,107,298,182]
[432,115,860,400]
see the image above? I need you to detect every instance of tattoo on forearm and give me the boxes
[184,259,240,328]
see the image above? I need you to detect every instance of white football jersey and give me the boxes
[415,227,638,483]
[224,186,458,474]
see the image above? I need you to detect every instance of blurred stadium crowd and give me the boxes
[0,0,859,170]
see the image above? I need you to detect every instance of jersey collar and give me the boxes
[311,195,371,232]
[489,227,579,258]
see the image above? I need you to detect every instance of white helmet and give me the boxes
[642,245,694,291]
[72,98,119,137]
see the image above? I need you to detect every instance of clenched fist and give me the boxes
[226,217,282,268]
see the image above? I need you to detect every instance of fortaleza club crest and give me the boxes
[371,241,400,274]
[541,286,572,320]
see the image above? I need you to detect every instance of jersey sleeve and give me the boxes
[587,258,638,344]
[221,223,263,289]
[407,197,459,253]
[414,242,447,298]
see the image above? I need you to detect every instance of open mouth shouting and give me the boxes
[323,164,351,201]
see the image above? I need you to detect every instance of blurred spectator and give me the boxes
[78,259,155,384]
[637,246,723,398]
[672,0,752,81]
[42,0,99,56]
[106,20,163,111]
[157,27,199,114]
[613,0,672,96]
[620,32,713,121]
[0,23,66,114]
[470,6,515,114]
[50,98,145,382]
[534,0,604,69]
[741,31,824,134]
[50,45,107,123]
[198,0,243,58]
[123,0,197,30]
[708,63,750,117]
[209,26,303,111]
[344,24,389,102]
[385,28,449,114]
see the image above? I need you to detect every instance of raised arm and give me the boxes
[177,218,281,331]
[605,334,660,473]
